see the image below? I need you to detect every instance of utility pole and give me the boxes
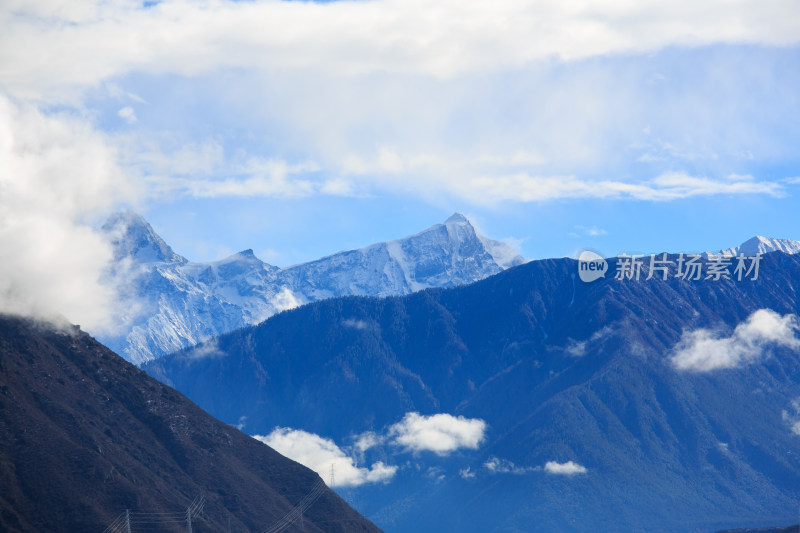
[125,509,131,533]
[330,463,335,488]
[186,506,193,533]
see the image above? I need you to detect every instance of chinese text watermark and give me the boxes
[578,251,762,283]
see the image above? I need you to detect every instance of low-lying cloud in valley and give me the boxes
[483,457,588,476]
[254,428,397,487]
[342,318,371,331]
[388,412,487,455]
[187,339,225,360]
[484,457,540,475]
[254,412,488,486]
[544,460,588,476]
[671,309,800,372]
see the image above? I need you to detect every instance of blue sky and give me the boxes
[1,0,799,328]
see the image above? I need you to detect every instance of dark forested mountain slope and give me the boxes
[0,315,380,533]
[146,252,800,532]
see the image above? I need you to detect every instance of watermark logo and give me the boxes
[577,250,607,283]
[577,250,763,283]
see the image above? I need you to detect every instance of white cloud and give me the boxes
[573,225,608,237]
[2,0,799,100]
[103,116,784,208]
[0,1,794,222]
[424,466,446,483]
[563,326,612,357]
[459,466,476,479]
[484,457,539,475]
[270,287,302,313]
[484,457,587,476]
[565,339,588,357]
[328,143,786,203]
[114,134,333,201]
[351,412,487,465]
[0,95,138,332]
[448,171,783,205]
[671,309,800,372]
[544,460,588,475]
[188,338,225,359]
[254,428,397,487]
[106,83,147,105]
[782,399,800,437]
[117,106,137,124]
[388,412,486,455]
[353,431,383,452]
[122,137,226,178]
[145,158,322,200]
[352,431,385,466]
[342,318,370,331]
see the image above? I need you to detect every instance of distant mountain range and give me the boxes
[98,211,524,364]
[145,250,800,532]
[0,314,379,533]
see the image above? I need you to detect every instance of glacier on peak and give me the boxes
[96,212,525,364]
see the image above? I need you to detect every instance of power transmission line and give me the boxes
[259,480,327,533]
[102,495,204,533]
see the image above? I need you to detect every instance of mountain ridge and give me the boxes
[98,212,524,364]
[145,250,800,532]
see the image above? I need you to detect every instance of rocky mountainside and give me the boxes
[145,250,800,532]
[98,212,523,364]
[0,314,380,533]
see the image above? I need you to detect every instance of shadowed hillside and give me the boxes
[0,315,380,533]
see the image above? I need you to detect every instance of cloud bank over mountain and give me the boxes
[388,412,486,455]
[254,428,397,488]
[671,309,800,372]
[254,412,487,487]
[0,95,138,332]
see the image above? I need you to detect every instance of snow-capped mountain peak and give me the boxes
[97,212,525,363]
[721,235,800,256]
[213,249,272,268]
[102,210,185,264]
[277,213,524,300]
[445,212,470,224]
[441,212,524,270]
